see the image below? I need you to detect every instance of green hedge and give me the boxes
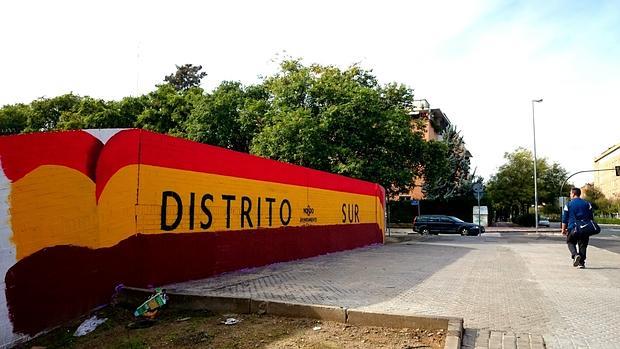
[596,217,620,224]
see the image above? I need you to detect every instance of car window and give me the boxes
[440,217,453,223]
[428,217,441,222]
[450,216,464,223]
[417,216,428,222]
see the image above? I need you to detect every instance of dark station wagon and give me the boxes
[413,215,485,236]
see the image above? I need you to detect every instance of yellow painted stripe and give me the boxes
[10,164,385,260]
[132,165,384,234]
[10,166,98,260]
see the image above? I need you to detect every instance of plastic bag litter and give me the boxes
[74,315,108,337]
[313,326,321,331]
[222,318,240,325]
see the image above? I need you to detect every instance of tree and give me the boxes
[237,84,270,149]
[26,94,81,132]
[583,183,611,212]
[421,140,450,199]
[135,84,203,135]
[0,103,31,134]
[109,96,147,128]
[486,148,569,219]
[164,64,207,91]
[250,60,426,196]
[56,96,108,130]
[185,81,268,152]
[607,194,620,217]
[538,162,569,211]
[422,125,473,199]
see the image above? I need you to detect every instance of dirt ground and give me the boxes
[23,305,445,349]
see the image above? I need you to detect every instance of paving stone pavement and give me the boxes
[462,329,545,349]
[165,234,620,349]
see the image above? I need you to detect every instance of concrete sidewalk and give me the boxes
[165,234,620,349]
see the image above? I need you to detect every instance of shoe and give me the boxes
[579,264,586,269]
[573,255,581,267]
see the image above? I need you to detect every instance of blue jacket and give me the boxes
[562,197,593,230]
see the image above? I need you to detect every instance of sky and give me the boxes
[1,0,619,186]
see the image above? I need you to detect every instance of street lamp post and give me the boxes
[532,98,543,233]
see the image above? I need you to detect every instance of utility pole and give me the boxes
[531,99,543,232]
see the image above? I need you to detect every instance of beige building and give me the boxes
[397,99,452,201]
[593,143,620,199]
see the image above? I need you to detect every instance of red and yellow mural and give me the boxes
[0,129,385,342]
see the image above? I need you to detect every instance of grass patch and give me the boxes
[115,338,148,349]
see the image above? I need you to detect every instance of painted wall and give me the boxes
[0,129,385,347]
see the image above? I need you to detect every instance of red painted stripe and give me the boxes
[6,223,382,335]
[95,129,141,199]
[96,129,385,206]
[0,131,103,182]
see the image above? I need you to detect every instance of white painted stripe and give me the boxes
[83,128,127,144]
[0,159,28,347]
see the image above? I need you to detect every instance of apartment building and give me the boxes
[398,99,451,201]
[593,142,620,199]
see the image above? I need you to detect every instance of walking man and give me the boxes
[561,187,594,268]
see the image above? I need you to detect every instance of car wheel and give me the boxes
[459,227,468,236]
[421,228,430,235]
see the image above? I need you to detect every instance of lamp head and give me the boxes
[532,98,543,103]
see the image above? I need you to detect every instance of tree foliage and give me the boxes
[27,94,82,132]
[422,125,473,199]
[583,183,607,210]
[164,64,207,91]
[135,84,203,135]
[0,94,142,134]
[250,60,426,196]
[582,183,620,216]
[185,82,268,152]
[0,103,31,134]
[486,148,568,219]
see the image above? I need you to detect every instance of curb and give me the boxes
[446,317,463,349]
[346,309,449,329]
[120,287,463,349]
[251,299,347,323]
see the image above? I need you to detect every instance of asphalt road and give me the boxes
[550,222,620,254]
[395,222,620,256]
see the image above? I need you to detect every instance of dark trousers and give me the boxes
[567,229,589,263]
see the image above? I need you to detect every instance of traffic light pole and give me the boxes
[558,167,619,200]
